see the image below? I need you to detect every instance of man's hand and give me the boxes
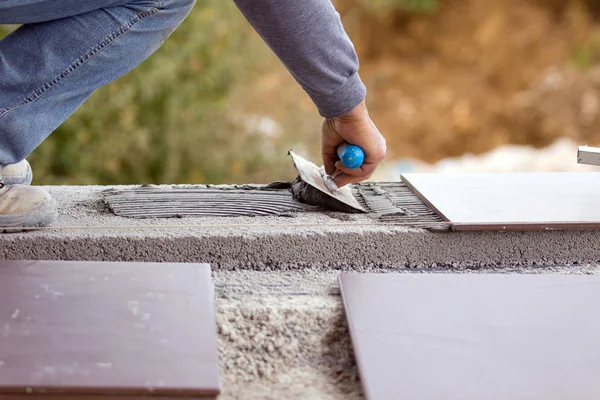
[322,99,387,187]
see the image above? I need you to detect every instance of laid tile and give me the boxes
[0,260,219,399]
[340,272,600,400]
[401,172,600,230]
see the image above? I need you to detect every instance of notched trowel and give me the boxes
[288,148,367,213]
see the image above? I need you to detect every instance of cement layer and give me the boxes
[1,186,599,269]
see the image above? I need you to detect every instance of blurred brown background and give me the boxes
[3,0,600,184]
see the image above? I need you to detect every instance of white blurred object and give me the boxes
[368,137,598,181]
[429,138,597,173]
[242,114,281,138]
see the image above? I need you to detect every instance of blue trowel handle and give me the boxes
[337,143,365,169]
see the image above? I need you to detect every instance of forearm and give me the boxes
[233,0,366,118]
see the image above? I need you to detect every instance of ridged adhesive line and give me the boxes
[102,182,449,231]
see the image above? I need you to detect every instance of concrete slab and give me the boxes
[0,185,599,270]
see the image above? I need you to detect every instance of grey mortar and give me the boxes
[103,181,446,229]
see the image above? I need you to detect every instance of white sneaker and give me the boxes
[2,159,33,185]
[0,180,57,231]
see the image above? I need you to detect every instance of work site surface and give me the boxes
[2,185,600,399]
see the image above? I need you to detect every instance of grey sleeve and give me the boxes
[233,0,366,118]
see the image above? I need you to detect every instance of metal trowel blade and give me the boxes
[288,150,367,213]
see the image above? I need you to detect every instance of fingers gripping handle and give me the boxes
[336,143,365,169]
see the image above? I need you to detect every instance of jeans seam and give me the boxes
[0,7,159,119]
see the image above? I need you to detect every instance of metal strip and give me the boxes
[577,145,600,166]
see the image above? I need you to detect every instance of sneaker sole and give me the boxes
[0,198,57,233]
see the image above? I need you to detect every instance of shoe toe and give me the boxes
[1,160,33,185]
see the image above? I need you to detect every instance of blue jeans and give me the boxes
[0,0,195,168]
